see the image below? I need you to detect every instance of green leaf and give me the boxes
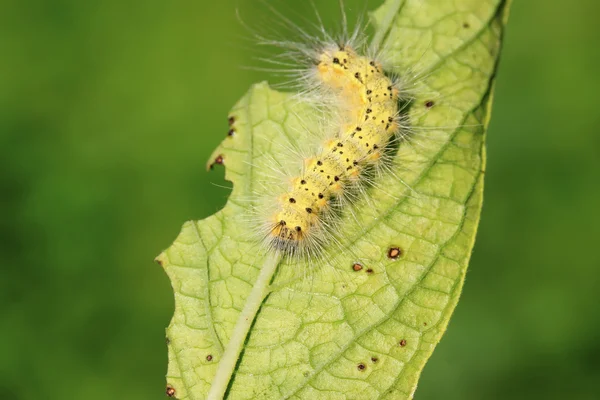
[156,0,512,398]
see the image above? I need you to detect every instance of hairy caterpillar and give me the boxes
[266,44,401,256]
[233,2,417,260]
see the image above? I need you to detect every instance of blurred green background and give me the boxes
[1,0,599,399]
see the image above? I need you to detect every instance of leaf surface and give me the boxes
[157,0,511,398]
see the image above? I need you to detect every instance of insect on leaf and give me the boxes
[156,0,512,398]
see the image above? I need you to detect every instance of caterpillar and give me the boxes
[240,3,412,260]
[267,44,401,256]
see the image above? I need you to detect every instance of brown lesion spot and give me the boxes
[425,100,435,108]
[228,115,235,126]
[352,263,363,271]
[366,268,374,274]
[206,354,213,362]
[357,363,366,371]
[399,339,407,347]
[210,155,224,170]
[371,357,378,363]
[387,247,402,260]
[166,385,176,397]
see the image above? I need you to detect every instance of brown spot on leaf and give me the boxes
[425,100,435,108]
[228,116,235,125]
[388,247,402,260]
[352,263,363,271]
[399,339,407,347]
[166,385,176,397]
[371,357,378,363]
[210,155,224,169]
[357,363,366,371]
[206,354,213,362]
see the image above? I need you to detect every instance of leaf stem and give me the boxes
[207,252,281,400]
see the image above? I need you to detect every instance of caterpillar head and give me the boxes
[316,45,356,86]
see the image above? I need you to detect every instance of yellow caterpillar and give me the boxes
[268,44,400,255]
